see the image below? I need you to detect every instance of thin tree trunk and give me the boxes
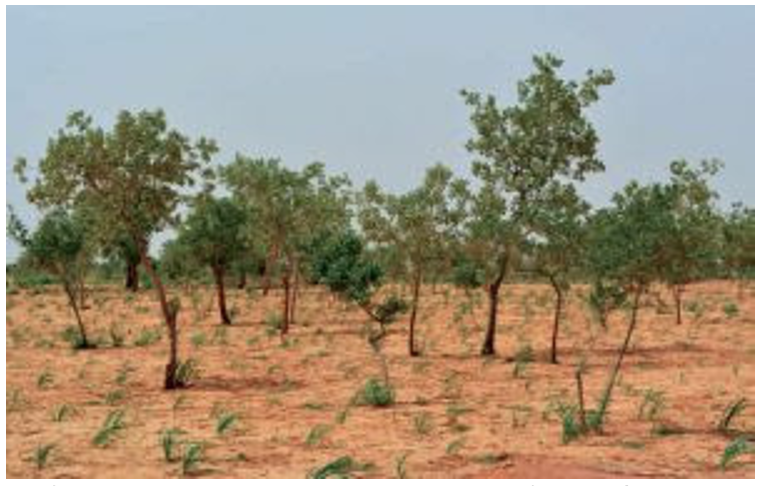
[137,246,180,390]
[126,259,139,292]
[481,253,509,356]
[551,278,564,364]
[673,285,683,325]
[595,286,644,427]
[64,282,90,348]
[213,265,231,325]
[575,368,587,431]
[408,266,423,357]
[281,271,290,336]
[290,267,298,325]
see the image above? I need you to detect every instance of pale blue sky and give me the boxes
[6,6,754,260]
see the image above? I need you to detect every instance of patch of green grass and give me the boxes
[37,370,54,389]
[637,388,665,422]
[174,358,200,387]
[719,437,754,471]
[191,331,207,348]
[303,401,329,411]
[61,326,91,350]
[305,423,333,447]
[722,302,739,318]
[92,410,126,447]
[395,453,409,479]
[473,452,509,464]
[52,404,75,422]
[307,455,374,479]
[413,412,433,436]
[651,422,684,437]
[446,437,466,455]
[512,344,534,378]
[215,411,238,436]
[265,312,283,337]
[180,441,205,476]
[103,389,126,406]
[159,428,186,463]
[358,378,395,407]
[31,444,55,470]
[134,328,161,347]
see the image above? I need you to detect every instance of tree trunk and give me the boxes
[213,265,231,325]
[137,245,180,390]
[64,282,90,348]
[237,269,247,290]
[550,279,564,364]
[281,272,291,336]
[595,286,644,427]
[290,267,298,325]
[125,258,139,292]
[575,368,587,431]
[673,285,683,325]
[408,267,423,357]
[481,254,509,356]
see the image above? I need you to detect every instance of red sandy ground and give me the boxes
[6,280,754,478]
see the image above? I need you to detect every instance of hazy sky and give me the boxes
[6,6,754,260]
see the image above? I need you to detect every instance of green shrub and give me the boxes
[358,378,395,407]
[174,359,200,388]
[305,423,333,446]
[307,455,373,479]
[134,328,161,347]
[159,428,185,463]
[180,441,204,476]
[722,302,739,318]
[719,437,754,471]
[215,411,238,436]
[31,444,55,470]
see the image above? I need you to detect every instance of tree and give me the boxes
[461,53,614,356]
[585,181,675,429]
[7,207,94,348]
[222,157,352,333]
[659,159,724,325]
[176,196,247,325]
[16,109,217,389]
[530,183,589,363]
[358,164,465,356]
[721,203,755,280]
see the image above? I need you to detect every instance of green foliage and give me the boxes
[719,437,754,471]
[722,302,739,318]
[134,328,162,347]
[180,441,205,476]
[52,404,75,422]
[215,411,238,436]
[307,455,373,479]
[305,423,333,446]
[31,444,55,471]
[61,326,90,350]
[358,378,396,407]
[174,359,200,388]
[159,428,186,463]
[413,412,434,436]
[92,410,126,447]
[637,389,665,422]
[512,344,534,378]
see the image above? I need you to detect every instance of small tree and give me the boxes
[8,207,94,348]
[461,53,614,356]
[585,181,675,429]
[721,203,755,280]
[357,164,464,356]
[176,196,247,325]
[659,159,724,324]
[531,183,589,364]
[16,109,217,389]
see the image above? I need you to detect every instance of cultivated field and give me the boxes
[6,280,754,478]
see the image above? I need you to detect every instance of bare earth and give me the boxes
[6,280,754,478]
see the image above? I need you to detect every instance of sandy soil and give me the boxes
[6,280,754,478]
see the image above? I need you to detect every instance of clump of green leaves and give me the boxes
[159,427,186,463]
[307,455,373,479]
[174,358,200,388]
[31,444,55,471]
[61,325,90,350]
[134,327,161,347]
[180,441,205,476]
[722,302,739,319]
[305,423,333,447]
[358,378,395,407]
[719,437,754,471]
[215,411,238,436]
[412,412,433,436]
[265,312,283,337]
[512,344,534,378]
[93,409,126,447]
[52,404,75,422]
[37,370,54,389]
[637,388,665,422]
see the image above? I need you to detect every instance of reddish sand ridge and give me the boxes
[6,281,754,478]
